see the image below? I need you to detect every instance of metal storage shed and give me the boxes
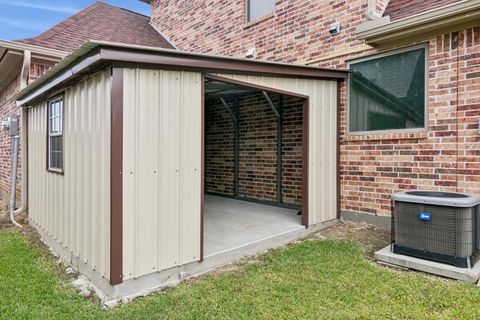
[16,41,348,299]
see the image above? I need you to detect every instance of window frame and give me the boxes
[346,43,429,136]
[46,94,64,174]
[246,0,276,23]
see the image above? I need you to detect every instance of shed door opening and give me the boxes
[203,75,308,257]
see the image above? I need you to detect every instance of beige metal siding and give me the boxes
[122,69,202,280]
[28,70,111,280]
[214,74,338,226]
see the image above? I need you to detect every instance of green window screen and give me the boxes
[349,47,426,132]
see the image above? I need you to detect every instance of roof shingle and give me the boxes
[384,0,461,21]
[16,1,173,52]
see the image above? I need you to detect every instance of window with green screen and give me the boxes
[349,47,426,132]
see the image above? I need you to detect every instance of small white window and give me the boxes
[247,0,275,22]
[48,96,64,172]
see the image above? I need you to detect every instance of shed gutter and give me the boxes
[357,0,480,46]
[16,41,348,107]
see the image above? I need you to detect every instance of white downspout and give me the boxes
[366,0,381,20]
[10,50,30,224]
[13,107,28,217]
[9,130,21,228]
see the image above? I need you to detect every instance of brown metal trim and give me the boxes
[100,47,348,80]
[205,74,310,99]
[19,43,347,107]
[110,67,123,285]
[302,99,309,227]
[336,81,342,220]
[200,74,205,262]
[205,73,310,226]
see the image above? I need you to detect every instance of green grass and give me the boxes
[1,228,480,320]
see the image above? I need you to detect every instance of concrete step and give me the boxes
[375,245,480,283]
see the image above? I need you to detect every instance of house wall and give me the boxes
[0,60,55,203]
[339,30,480,216]
[28,70,111,280]
[151,1,480,217]
[204,100,235,195]
[205,92,304,206]
[0,75,21,201]
[122,68,202,280]
[213,74,338,226]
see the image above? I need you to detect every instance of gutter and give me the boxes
[0,40,68,59]
[357,0,480,46]
[16,41,348,107]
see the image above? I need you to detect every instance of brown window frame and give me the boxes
[46,95,64,174]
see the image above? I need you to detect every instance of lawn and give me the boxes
[1,225,480,320]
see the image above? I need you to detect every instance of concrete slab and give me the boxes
[204,195,302,256]
[375,245,480,283]
[33,194,338,302]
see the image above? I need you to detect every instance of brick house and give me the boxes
[145,0,480,225]
[0,1,172,218]
[7,0,479,297]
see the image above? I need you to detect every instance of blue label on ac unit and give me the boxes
[419,212,431,221]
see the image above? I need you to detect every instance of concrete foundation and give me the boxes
[204,195,303,256]
[33,196,337,303]
[341,210,391,230]
[375,245,480,283]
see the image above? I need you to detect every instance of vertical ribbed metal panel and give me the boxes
[122,69,202,280]
[213,74,338,226]
[28,70,111,280]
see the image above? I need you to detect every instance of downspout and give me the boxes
[10,50,30,225]
[9,129,21,228]
[13,107,28,217]
[366,0,382,20]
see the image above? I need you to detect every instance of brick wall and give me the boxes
[0,75,21,199]
[152,1,480,218]
[205,100,236,195]
[151,0,370,63]
[205,92,304,206]
[238,92,278,202]
[340,30,480,216]
[0,61,54,201]
[282,96,304,205]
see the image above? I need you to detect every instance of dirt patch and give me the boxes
[316,221,391,258]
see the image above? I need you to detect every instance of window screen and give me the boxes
[349,47,426,132]
[248,0,275,21]
[48,96,64,171]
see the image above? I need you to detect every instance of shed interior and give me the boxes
[203,77,306,256]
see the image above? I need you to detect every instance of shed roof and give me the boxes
[16,41,348,106]
[16,1,173,53]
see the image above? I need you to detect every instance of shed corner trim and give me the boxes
[110,67,124,285]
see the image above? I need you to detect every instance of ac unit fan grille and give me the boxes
[393,202,479,267]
